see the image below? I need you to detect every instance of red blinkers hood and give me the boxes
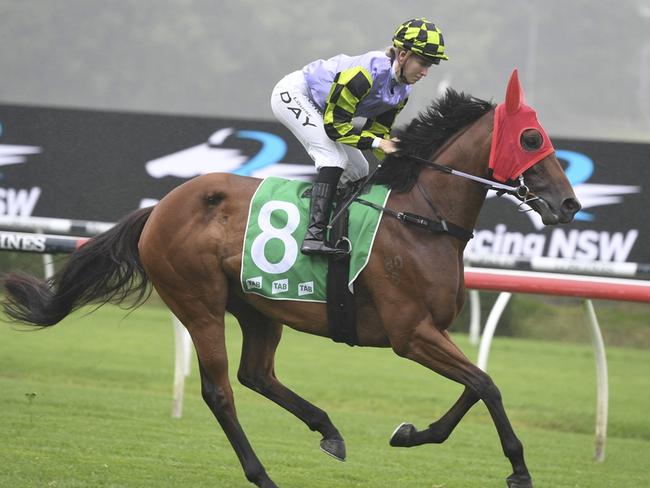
[488,69,555,182]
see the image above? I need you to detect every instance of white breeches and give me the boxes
[270,70,369,186]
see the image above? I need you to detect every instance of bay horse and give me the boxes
[2,70,580,488]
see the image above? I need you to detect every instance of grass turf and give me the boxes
[1,303,649,487]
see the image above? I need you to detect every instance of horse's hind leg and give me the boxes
[230,300,346,461]
[393,326,532,488]
[156,286,278,488]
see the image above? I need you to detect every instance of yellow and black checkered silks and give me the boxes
[323,67,407,156]
[392,18,449,62]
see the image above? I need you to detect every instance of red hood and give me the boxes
[488,69,555,183]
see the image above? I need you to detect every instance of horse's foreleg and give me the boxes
[233,306,346,461]
[390,386,479,447]
[391,327,480,446]
[394,324,532,488]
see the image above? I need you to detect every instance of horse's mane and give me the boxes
[374,88,495,192]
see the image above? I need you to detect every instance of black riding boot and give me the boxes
[301,167,347,256]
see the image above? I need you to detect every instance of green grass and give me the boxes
[1,303,649,488]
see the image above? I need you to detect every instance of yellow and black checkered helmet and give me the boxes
[392,18,449,64]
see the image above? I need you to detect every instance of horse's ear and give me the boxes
[505,69,524,114]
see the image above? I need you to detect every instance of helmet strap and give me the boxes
[395,50,411,84]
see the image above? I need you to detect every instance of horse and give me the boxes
[2,70,580,488]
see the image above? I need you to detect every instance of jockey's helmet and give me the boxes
[392,18,449,64]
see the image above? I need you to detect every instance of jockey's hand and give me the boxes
[379,137,401,155]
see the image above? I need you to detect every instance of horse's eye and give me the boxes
[520,129,543,151]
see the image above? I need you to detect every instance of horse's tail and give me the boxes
[2,206,154,327]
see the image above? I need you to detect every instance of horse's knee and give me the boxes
[200,371,233,413]
[472,373,502,403]
[237,370,272,394]
[201,384,229,410]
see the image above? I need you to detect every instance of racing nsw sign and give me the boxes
[468,138,649,265]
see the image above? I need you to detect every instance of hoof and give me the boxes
[389,422,416,447]
[258,480,279,488]
[320,437,346,462]
[506,473,533,488]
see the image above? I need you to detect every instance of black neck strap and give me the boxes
[353,198,474,242]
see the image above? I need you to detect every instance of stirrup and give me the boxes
[301,239,349,256]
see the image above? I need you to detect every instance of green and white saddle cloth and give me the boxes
[241,177,391,302]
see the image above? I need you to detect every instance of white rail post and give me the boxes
[36,226,56,279]
[42,253,55,279]
[583,299,609,462]
[477,292,512,371]
[468,289,481,345]
[171,315,192,419]
[183,321,193,377]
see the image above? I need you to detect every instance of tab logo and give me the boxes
[246,276,262,290]
[298,281,314,296]
[272,278,289,294]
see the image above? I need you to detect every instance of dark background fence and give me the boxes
[1,103,648,267]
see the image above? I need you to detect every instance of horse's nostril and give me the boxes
[562,197,581,215]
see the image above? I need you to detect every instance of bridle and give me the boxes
[403,114,539,207]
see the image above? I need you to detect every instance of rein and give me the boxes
[402,153,532,200]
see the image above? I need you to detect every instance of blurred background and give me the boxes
[2,0,650,142]
[1,0,649,348]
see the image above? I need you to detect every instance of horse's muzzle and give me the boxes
[559,197,581,223]
[529,196,581,225]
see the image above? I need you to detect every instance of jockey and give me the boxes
[271,18,448,255]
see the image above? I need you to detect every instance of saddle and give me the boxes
[241,176,390,346]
